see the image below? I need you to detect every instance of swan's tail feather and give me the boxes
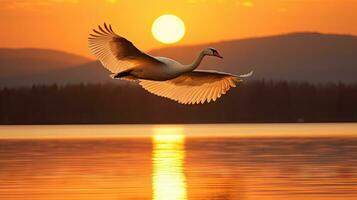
[110,74,116,79]
[238,70,254,78]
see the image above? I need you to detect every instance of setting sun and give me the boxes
[152,14,186,44]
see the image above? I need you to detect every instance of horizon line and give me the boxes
[0,31,355,58]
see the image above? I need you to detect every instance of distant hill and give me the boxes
[1,61,116,86]
[1,32,357,87]
[0,48,112,86]
[0,48,91,77]
[150,32,357,83]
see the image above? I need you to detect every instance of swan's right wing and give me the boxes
[140,70,253,104]
[88,23,163,73]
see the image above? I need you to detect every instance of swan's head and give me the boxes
[203,48,223,59]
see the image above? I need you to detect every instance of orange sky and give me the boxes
[0,0,356,57]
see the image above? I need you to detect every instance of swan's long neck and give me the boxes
[184,51,205,72]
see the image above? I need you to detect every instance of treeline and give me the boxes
[0,81,357,124]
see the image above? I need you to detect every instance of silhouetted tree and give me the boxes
[0,81,356,124]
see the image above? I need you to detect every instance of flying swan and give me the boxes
[88,23,253,104]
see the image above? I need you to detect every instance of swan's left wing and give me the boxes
[139,70,253,104]
[88,23,163,73]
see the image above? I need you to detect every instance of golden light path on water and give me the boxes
[152,127,187,200]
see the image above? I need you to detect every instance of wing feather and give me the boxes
[200,84,211,104]
[207,87,214,103]
[196,85,207,104]
[139,70,245,104]
[190,87,201,104]
[88,23,162,73]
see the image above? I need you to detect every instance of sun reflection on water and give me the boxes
[152,127,187,200]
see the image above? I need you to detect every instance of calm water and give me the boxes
[1,124,357,200]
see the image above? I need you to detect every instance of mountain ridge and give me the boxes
[1,32,357,87]
[149,32,357,83]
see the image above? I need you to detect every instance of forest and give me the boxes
[0,81,356,124]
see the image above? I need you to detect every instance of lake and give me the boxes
[1,124,357,200]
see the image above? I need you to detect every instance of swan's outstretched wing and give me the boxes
[88,23,162,73]
[140,70,253,104]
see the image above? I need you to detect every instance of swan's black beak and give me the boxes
[214,51,223,59]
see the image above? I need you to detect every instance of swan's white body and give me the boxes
[131,57,186,81]
[88,23,253,104]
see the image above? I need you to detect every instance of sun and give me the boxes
[152,14,186,44]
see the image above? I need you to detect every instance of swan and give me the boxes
[88,23,253,104]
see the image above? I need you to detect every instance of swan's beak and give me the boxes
[214,52,223,59]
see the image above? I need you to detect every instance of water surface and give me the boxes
[0,124,357,200]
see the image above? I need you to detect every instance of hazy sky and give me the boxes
[0,0,356,57]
